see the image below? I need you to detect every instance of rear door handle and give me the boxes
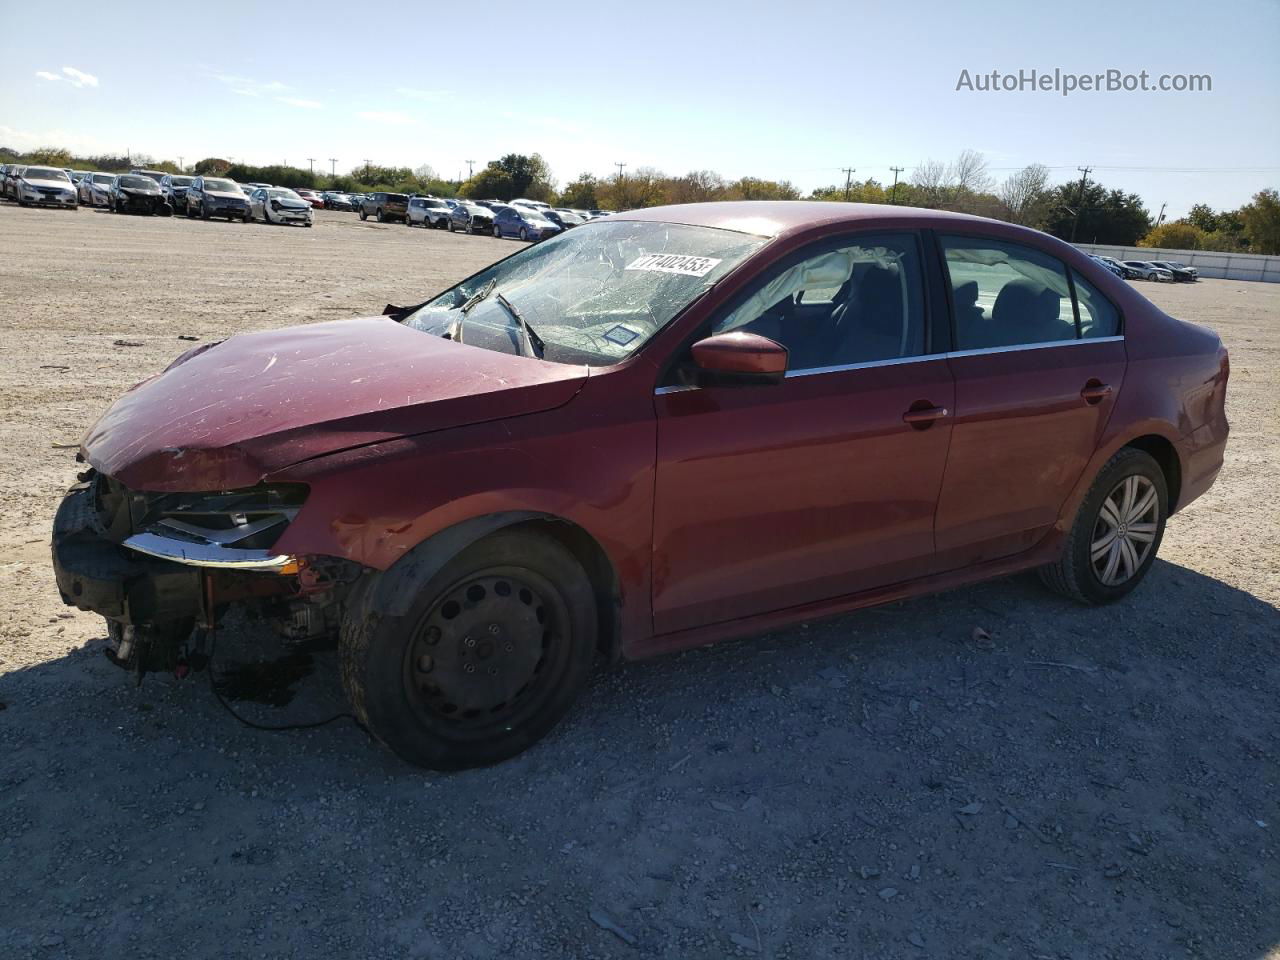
[902,405,949,425]
[1080,381,1113,404]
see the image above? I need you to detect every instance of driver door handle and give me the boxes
[1080,381,1113,404]
[902,405,949,425]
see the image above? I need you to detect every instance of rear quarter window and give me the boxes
[1071,269,1121,338]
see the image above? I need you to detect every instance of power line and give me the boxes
[1069,166,1092,242]
[889,166,904,204]
[841,166,856,201]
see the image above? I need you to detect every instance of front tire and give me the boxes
[359,207,367,221]
[1038,447,1167,605]
[493,225,502,238]
[340,530,597,771]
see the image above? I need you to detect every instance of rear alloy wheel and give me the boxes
[340,530,596,770]
[1039,447,1167,605]
[493,225,502,238]
[376,208,385,222]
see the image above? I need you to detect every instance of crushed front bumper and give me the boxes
[52,482,204,625]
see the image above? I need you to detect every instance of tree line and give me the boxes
[4,144,1276,255]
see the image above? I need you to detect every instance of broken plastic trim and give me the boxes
[123,531,297,571]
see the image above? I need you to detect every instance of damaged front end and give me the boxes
[52,469,364,681]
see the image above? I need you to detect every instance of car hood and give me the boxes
[206,189,245,200]
[82,316,589,492]
[25,177,73,189]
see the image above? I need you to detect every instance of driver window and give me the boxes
[711,234,926,371]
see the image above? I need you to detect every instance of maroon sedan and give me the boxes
[51,202,1229,770]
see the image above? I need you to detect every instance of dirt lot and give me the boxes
[0,203,1276,959]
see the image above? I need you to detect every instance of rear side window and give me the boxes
[941,236,1075,350]
[1071,270,1121,338]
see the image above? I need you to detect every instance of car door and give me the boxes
[932,233,1127,569]
[651,231,954,635]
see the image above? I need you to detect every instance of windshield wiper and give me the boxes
[450,277,497,343]
[495,293,545,359]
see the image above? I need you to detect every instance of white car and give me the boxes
[248,186,313,226]
[15,166,79,209]
[79,172,116,207]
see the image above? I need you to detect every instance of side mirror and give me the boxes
[690,331,788,386]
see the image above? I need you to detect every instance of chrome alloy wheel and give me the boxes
[1091,475,1159,586]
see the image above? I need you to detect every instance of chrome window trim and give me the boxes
[946,334,1123,359]
[785,353,936,379]
[653,335,1125,395]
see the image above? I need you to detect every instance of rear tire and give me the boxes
[340,530,596,771]
[493,225,501,238]
[1038,447,1167,605]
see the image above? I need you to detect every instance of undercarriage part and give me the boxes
[105,619,194,684]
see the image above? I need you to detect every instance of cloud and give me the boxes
[62,66,98,88]
[35,67,99,88]
[276,96,322,109]
[395,87,450,101]
[358,110,416,125]
[213,74,288,97]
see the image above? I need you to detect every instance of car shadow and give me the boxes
[2,558,1276,956]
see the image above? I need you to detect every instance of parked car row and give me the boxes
[1091,254,1198,283]
[401,195,613,241]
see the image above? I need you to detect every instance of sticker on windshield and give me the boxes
[603,324,640,347]
[625,254,723,278]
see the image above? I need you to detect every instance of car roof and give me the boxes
[608,200,1016,239]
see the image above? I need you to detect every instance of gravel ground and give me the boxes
[1,203,1277,959]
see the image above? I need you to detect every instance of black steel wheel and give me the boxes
[340,530,597,770]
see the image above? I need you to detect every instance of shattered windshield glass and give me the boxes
[404,220,767,366]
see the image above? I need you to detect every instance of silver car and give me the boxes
[406,196,452,228]
[79,172,117,207]
[1122,261,1175,282]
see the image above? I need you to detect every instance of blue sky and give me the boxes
[1,0,1276,218]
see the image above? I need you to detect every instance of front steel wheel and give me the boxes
[1039,447,1167,604]
[340,530,597,770]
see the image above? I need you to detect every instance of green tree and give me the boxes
[1239,188,1280,255]
[809,178,886,203]
[459,164,514,200]
[26,146,73,166]
[724,177,800,201]
[1139,221,1205,250]
[1043,183,1152,245]
[1185,203,1219,233]
[193,157,232,175]
[559,173,599,208]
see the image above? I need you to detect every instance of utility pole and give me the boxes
[889,166,904,204]
[841,166,856,201]
[1155,202,1167,228]
[306,158,316,174]
[465,159,475,179]
[363,159,372,180]
[178,156,184,172]
[615,162,626,180]
[328,158,338,177]
[1069,165,1092,242]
